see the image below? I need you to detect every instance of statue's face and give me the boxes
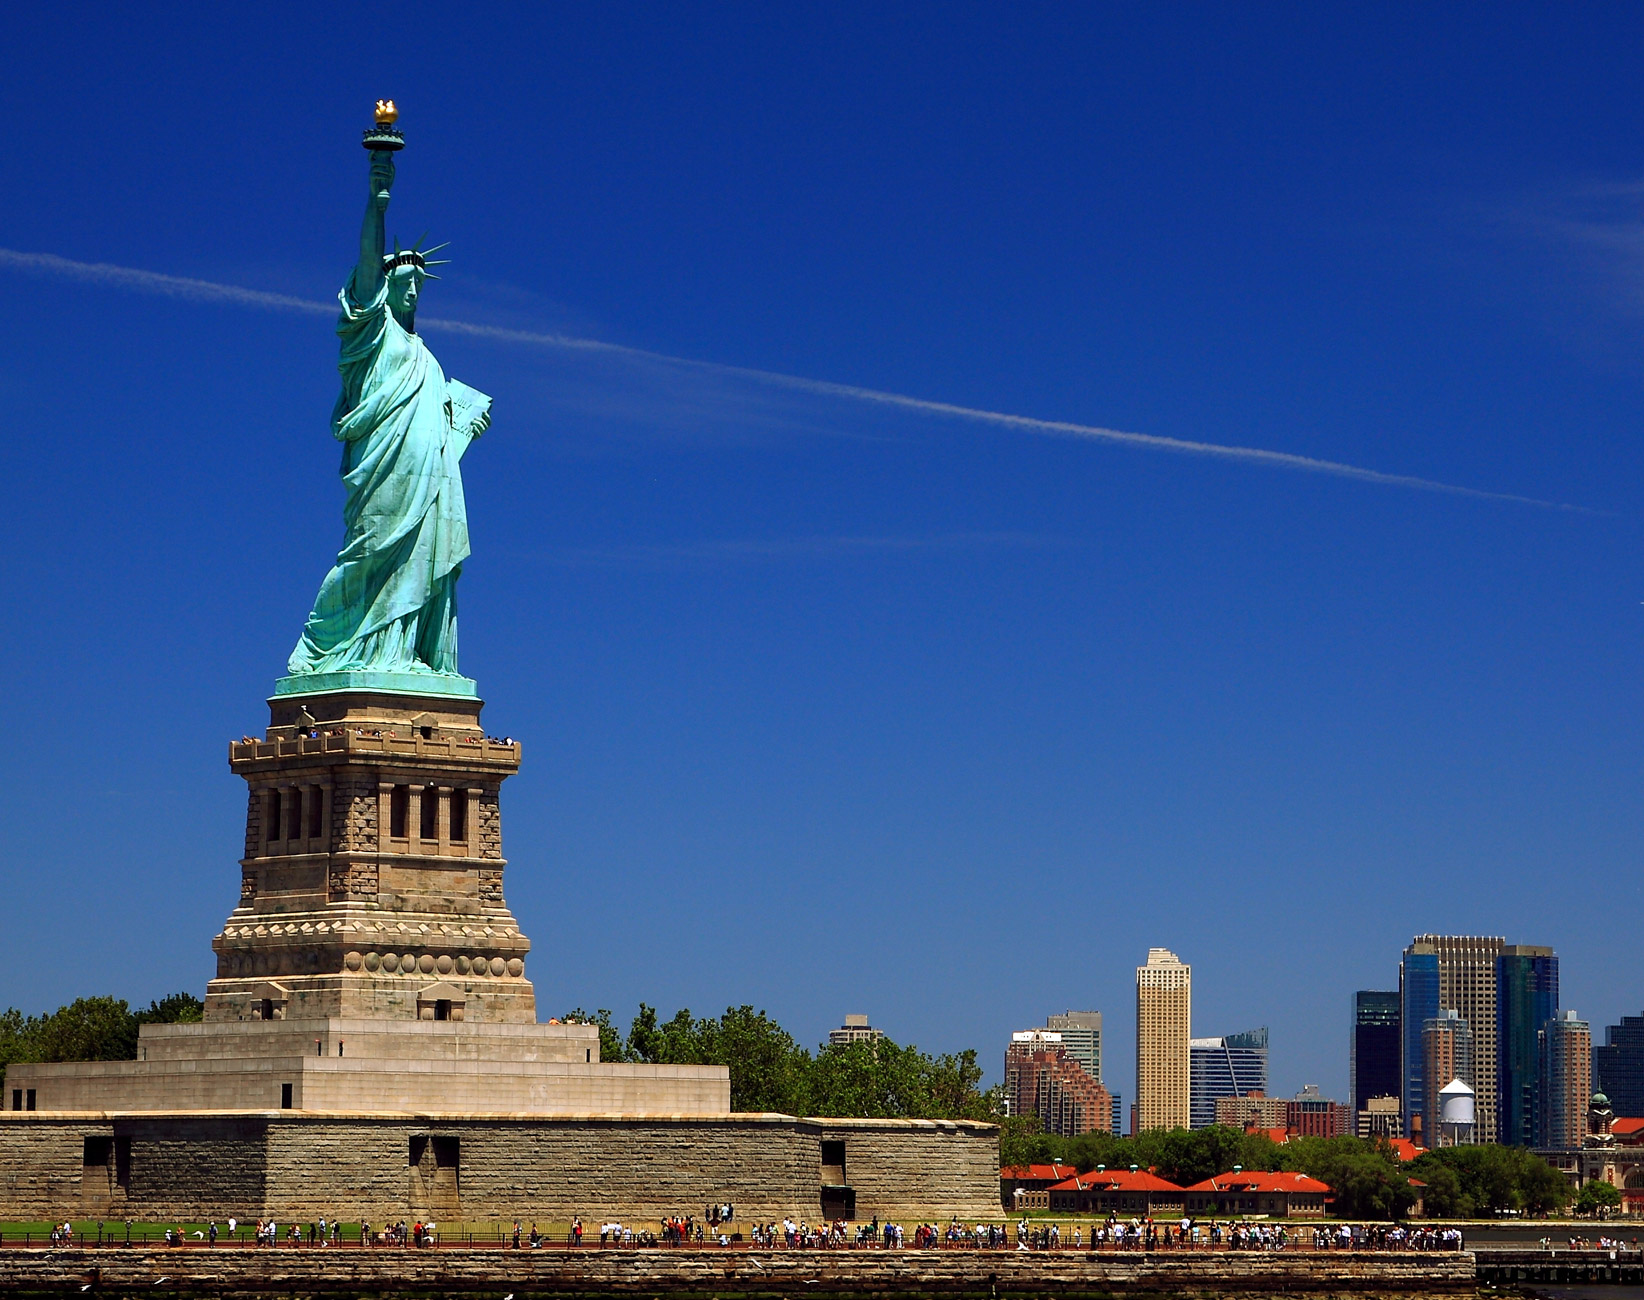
[388,268,424,320]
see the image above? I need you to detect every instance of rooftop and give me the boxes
[1049,1168,1183,1193]
[1185,1170,1331,1195]
[1000,1163,1078,1182]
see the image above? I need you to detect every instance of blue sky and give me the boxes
[3,4,1643,1105]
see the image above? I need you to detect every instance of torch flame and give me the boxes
[374,100,399,126]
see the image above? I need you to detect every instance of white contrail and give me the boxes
[0,246,1590,512]
[0,248,334,316]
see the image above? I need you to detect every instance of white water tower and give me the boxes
[1437,1078,1475,1146]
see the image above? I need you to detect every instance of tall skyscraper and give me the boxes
[1136,947,1191,1131]
[1539,1010,1592,1150]
[1189,1028,1269,1129]
[1403,935,1505,1142]
[1400,943,1441,1141]
[1044,1011,1102,1080]
[1351,991,1401,1114]
[1497,946,1558,1147]
[1594,1012,1644,1118]
[1423,1008,1474,1144]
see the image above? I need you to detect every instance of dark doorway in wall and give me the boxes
[410,1134,461,1214]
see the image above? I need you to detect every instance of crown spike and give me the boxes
[421,241,451,256]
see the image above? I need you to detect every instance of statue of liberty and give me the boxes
[284,116,490,695]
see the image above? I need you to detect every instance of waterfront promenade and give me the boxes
[0,1245,1478,1297]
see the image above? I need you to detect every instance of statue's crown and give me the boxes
[383,236,449,279]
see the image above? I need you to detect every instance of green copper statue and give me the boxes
[283,118,490,697]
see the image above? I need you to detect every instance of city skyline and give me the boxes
[4,8,1644,1101]
[1008,935,1624,1146]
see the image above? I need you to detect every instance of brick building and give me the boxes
[1004,1033,1113,1137]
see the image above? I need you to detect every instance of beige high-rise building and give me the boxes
[1136,947,1191,1131]
[1410,934,1505,1143]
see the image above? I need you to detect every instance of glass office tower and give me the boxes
[1189,1027,1269,1130]
[1352,990,1401,1114]
[1401,945,1441,1140]
[1497,946,1558,1147]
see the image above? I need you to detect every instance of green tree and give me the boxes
[1284,1136,1415,1220]
[31,997,139,1063]
[1135,1125,1283,1186]
[926,1049,999,1121]
[704,1006,811,1113]
[617,1004,998,1121]
[618,1004,812,1110]
[0,1007,31,1094]
[1520,1152,1574,1215]
[1414,1161,1464,1217]
[1575,1179,1622,1217]
[625,1003,663,1063]
[136,993,204,1025]
[998,1113,1055,1169]
[805,1039,998,1120]
[1408,1143,1569,1217]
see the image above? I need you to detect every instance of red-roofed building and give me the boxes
[1000,1163,1079,1210]
[1183,1170,1331,1217]
[1611,1117,1644,1145]
[1383,1137,1425,1162]
[1046,1168,1186,1216]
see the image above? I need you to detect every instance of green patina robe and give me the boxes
[288,277,489,677]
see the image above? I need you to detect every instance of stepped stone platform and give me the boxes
[0,1246,1480,1298]
[8,1019,726,1114]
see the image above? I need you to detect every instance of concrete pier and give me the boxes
[0,1247,1479,1297]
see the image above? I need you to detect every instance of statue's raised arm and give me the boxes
[353,152,394,304]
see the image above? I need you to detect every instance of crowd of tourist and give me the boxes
[1311,1223,1466,1250]
[25,1211,1493,1252]
[238,728,515,746]
[1557,1234,1640,1252]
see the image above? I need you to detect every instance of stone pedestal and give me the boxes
[208,690,534,1024]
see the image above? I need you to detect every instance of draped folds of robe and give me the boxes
[287,275,489,677]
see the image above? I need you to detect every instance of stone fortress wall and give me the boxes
[0,1112,1001,1224]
